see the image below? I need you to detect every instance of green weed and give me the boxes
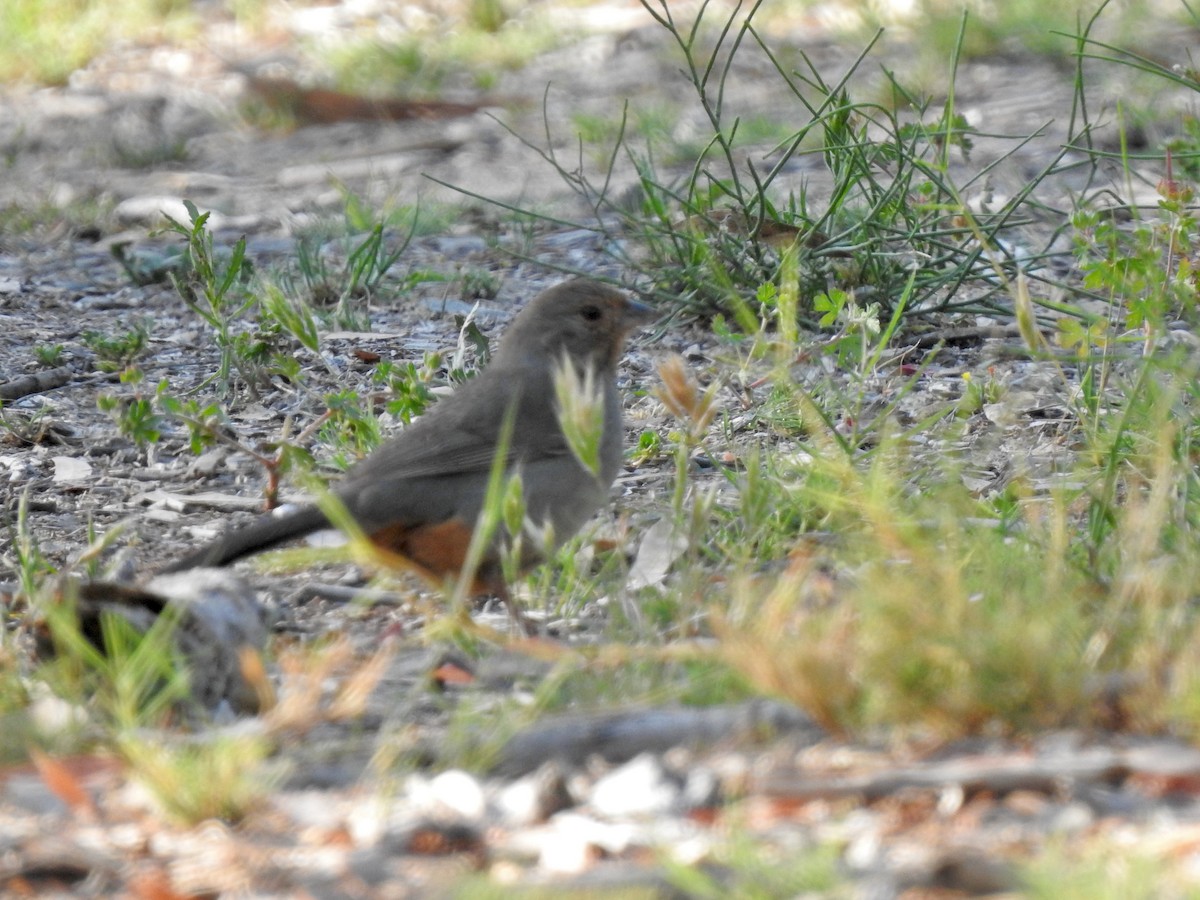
[0,0,276,85]
[163,201,258,394]
[120,732,277,824]
[35,587,191,731]
[321,13,563,95]
[96,369,165,447]
[283,224,405,331]
[33,343,64,367]
[81,322,149,372]
[447,0,1068,333]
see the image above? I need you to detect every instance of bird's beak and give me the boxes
[623,298,657,328]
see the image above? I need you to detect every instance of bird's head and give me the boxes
[497,278,654,372]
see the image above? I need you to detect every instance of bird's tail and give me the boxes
[158,504,331,573]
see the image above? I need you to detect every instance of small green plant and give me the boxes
[374,353,440,423]
[631,428,664,464]
[259,282,322,357]
[664,829,841,898]
[317,389,384,470]
[33,343,64,367]
[1071,190,1198,345]
[955,369,1004,418]
[155,394,228,456]
[284,222,410,330]
[119,732,277,824]
[321,12,562,96]
[1022,837,1174,900]
[35,587,191,731]
[339,224,405,324]
[465,0,510,33]
[96,369,165,447]
[0,407,58,447]
[338,187,459,238]
[163,200,257,393]
[6,492,55,606]
[459,267,501,300]
[81,322,149,372]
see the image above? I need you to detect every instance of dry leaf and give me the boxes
[432,662,476,686]
[29,749,97,817]
[627,518,689,590]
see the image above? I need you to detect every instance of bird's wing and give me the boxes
[342,368,570,485]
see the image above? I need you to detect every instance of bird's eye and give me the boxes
[581,305,603,321]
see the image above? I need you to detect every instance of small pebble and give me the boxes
[589,754,681,818]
